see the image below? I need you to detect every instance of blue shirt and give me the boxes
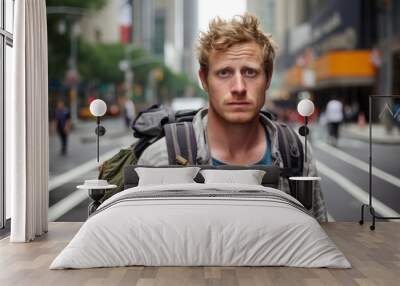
[55,108,71,130]
[211,129,273,166]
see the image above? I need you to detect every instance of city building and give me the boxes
[153,0,198,80]
[79,0,121,44]
[182,0,198,81]
[128,0,198,80]
[77,0,199,80]
[133,0,155,52]
[274,0,400,118]
[247,0,280,97]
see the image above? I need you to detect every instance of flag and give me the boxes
[119,0,132,44]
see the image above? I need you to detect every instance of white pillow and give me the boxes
[135,167,201,186]
[200,169,266,185]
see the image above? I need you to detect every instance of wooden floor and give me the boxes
[0,222,399,286]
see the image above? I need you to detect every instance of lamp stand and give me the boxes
[304,116,308,165]
[97,117,100,162]
[359,95,400,230]
[94,117,106,163]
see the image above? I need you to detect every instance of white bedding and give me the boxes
[50,183,351,269]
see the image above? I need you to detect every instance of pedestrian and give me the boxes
[55,99,71,156]
[122,97,136,129]
[326,96,344,147]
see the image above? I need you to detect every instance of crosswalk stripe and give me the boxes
[315,141,400,188]
[48,190,88,222]
[48,137,134,221]
[316,160,400,218]
[327,212,336,222]
[0,236,10,241]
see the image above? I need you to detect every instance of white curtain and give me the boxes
[8,0,49,242]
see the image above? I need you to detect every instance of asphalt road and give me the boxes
[312,125,400,222]
[49,118,133,176]
[49,118,134,221]
[49,121,400,223]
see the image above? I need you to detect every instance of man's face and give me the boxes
[199,41,270,124]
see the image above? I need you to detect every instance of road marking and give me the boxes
[317,160,400,218]
[48,190,88,222]
[49,137,133,191]
[337,138,367,149]
[327,212,336,222]
[315,141,400,188]
[48,137,134,220]
[0,235,10,241]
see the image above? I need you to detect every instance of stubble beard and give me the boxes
[208,101,259,127]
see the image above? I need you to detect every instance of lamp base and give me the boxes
[95,125,106,136]
[289,176,321,210]
[88,188,106,216]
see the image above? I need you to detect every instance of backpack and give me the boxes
[99,105,304,200]
[99,106,199,201]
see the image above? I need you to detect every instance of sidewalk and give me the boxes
[341,123,400,144]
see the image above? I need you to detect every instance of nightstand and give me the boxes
[77,180,117,216]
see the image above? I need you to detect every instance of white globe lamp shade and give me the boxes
[90,99,107,117]
[297,99,315,117]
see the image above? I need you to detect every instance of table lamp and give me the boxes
[89,99,107,162]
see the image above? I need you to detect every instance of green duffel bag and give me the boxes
[98,145,137,202]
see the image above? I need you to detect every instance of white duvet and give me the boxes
[50,183,351,269]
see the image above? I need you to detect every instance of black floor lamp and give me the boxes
[359,95,400,230]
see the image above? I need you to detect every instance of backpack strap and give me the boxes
[275,122,304,196]
[164,122,198,165]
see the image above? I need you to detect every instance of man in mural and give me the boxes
[137,14,327,222]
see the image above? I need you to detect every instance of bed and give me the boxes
[50,165,350,269]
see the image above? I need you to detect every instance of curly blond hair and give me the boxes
[197,13,277,81]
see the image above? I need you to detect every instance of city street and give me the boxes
[314,137,400,222]
[49,117,134,222]
[49,120,400,223]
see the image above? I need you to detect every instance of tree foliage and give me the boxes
[78,42,125,83]
[46,0,106,10]
[46,0,107,80]
[46,0,205,103]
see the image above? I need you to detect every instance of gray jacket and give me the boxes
[138,108,328,222]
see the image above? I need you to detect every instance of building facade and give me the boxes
[132,0,198,80]
[80,0,121,44]
[274,0,400,119]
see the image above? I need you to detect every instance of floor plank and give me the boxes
[0,222,399,286]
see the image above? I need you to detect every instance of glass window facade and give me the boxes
[1,0,13,229]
